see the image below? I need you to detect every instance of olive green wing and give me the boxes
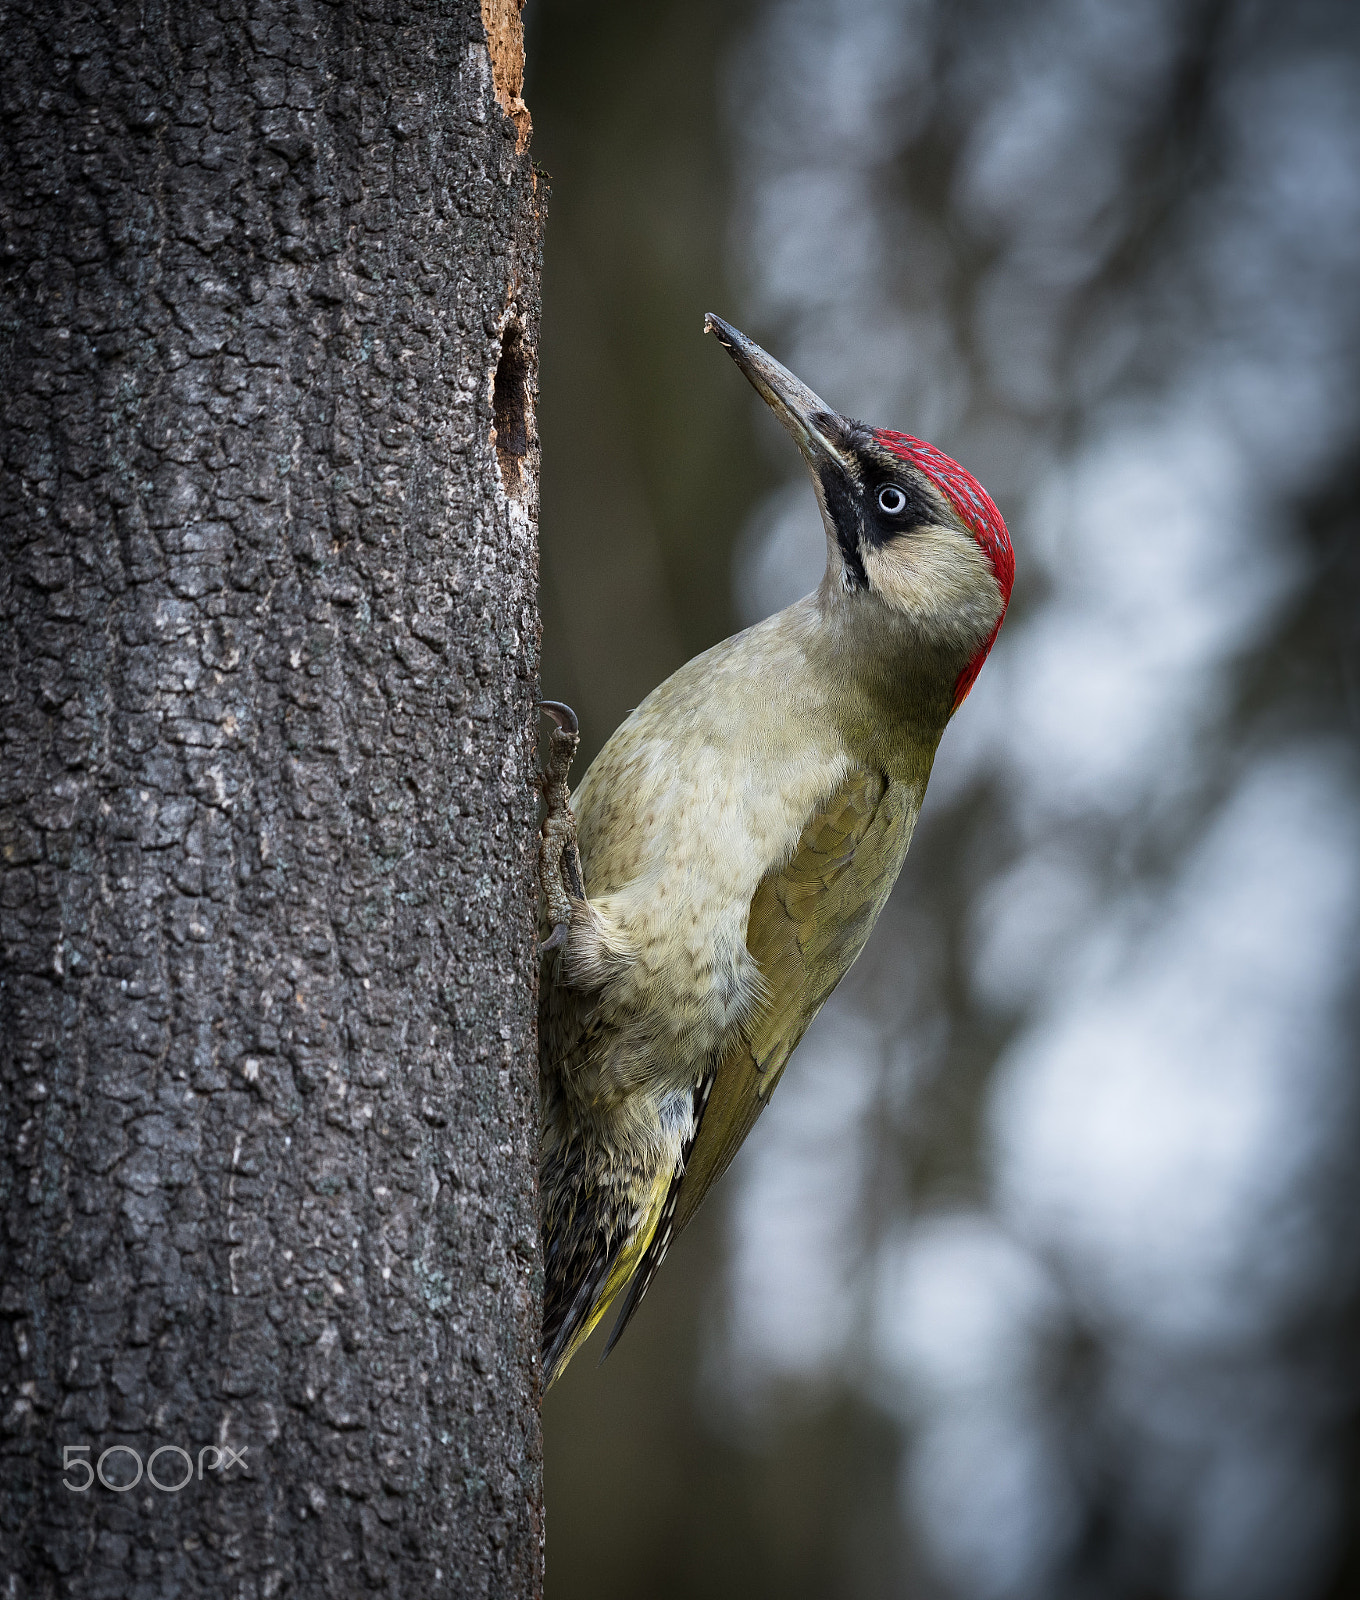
[673,765,919,1237]
[603,766,921,1355]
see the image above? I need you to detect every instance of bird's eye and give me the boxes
[877,484,908,516]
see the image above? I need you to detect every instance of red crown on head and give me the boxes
[875,430,1015,711]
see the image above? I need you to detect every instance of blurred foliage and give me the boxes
[529,0,771,769]
[526,2,1360,1597]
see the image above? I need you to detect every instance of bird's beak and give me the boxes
[705,314,853,474]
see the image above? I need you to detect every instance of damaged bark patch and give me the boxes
[480,0,532,151]
[494,322,531,496]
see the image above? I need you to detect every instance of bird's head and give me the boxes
[707,314,1014,711]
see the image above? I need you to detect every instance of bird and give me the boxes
[537,314,1014,1389]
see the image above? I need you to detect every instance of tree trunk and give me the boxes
[0,2,544,1594]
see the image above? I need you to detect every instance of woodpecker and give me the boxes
[538,315,1014,1388]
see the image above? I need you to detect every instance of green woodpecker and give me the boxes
[538,315,1014,1388]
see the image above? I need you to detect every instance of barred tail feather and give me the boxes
[541,1156,672,1389]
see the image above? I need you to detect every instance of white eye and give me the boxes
[877,484,908,516]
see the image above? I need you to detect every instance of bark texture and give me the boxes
[0,2,544,1594]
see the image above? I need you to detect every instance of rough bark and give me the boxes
[0,1,544,1594]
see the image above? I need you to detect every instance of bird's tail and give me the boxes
[540,1145,672,1389]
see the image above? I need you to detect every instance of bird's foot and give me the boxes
[538,701,585,954]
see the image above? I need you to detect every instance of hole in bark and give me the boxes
[493,323,529,494]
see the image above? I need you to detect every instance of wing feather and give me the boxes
[673,766,918,1238]
[598,766,925,1361]
[602,765,921,1367]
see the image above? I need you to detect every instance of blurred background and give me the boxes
[525,0,1360,1595]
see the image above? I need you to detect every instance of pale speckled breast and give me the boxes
[569,608,850,1076]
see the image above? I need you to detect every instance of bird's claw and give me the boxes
[540,700,579,738]
[538,701,585,951]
